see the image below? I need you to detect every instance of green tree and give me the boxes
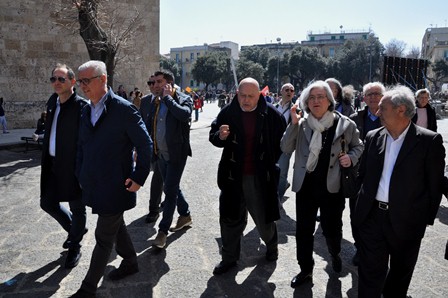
[332,36,383,89]
[287,46,326,90]
[265,53,290,93]
[159,56,181,83]
[240,46,271,68]
[236,58,265,84]
[191,51,229,91]
[428,59,448,90]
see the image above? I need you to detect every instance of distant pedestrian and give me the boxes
[411,88,437,132]
[40,63,88,269]
[0,97,9,133]
[117,84,128,100]
[69,60,151,298]
[193,95,201,122]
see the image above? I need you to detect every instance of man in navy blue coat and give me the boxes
[70,60,152,298]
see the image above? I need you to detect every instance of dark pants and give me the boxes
[220,175,278,263]
[149,162,163,213]
[349,194,360,248]
[40,197,86,249]
[157,155,190,234]
[295,189,345,272]
[358,206,422,298]
[81,213,137,294]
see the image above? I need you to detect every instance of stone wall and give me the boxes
[0,0,160,128]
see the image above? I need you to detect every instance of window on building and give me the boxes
[444,50,448,60]
[331,36,336,40]
[339,35,344,40]
[197,52,200,58]
[175,53,179,63]
[362,35,367,40]
[310,36,315,41]
[190,53,194,61]
[190,80,194,86]
[329,48,335,57]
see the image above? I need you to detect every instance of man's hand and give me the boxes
[125,178,141,192]
[219,124,230,140]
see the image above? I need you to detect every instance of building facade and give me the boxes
[301,29,370,57]
[170,41,237,90]
[0,0,160,128]
[421,27,448,89]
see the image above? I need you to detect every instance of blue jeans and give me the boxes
[277,152,292,198]
[40,198,86,249]
[157,155,190,233]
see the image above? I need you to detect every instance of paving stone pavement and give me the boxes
[0,102,447,298]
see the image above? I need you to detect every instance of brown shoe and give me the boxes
[169,215,192,232]
[153,231,167,248]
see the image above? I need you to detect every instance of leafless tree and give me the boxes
[52,0,144,88]
[384,39,407,57]
[406,46,421,59]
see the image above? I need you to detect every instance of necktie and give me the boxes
[152,96,160,155]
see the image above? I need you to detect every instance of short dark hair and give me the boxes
[154,69,174,84]
[52,63,75,80]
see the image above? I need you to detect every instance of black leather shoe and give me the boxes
[69,288,96,298]
[108,264,139,281]
[290,271,313,288]
[145,212,159,223]
[65,248,81,269]
[213,261,237,275]
[331,255,342,273]
[63,228,88,249]
[265,248,278,261]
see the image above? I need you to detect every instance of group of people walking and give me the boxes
[38,59,445,298]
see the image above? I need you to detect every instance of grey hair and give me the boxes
[415,88,430,98]
[78,60,107,76]
[383,85,416,119]
[363,82,386,94]
[298,80,336,113]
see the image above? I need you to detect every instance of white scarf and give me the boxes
[306,111,335,172]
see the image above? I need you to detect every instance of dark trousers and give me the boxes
[157,155,189,234]
[358,206,422,298]
[349,194,360,248]
[220,175,278,263]
[295,189,345,272]
[149,163,163,213]
[81,213,137,294]
[40,197,86,249]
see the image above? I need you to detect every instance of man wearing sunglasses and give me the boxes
[70,60,152,298]
[276,83,295,199]
[40,63,88,269]
[140,74,164,224]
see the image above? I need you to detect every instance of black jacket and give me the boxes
[209,94,286,222]
[412,104,437,132]
[40,92,88,202]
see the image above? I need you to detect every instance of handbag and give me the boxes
[339,134,359,198]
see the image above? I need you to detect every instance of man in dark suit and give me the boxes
[70,60,151,298]
[354,85,445,298]
[140,74,164,224]
[40,63,88,269]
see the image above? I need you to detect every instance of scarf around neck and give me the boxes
[306,111,335,172]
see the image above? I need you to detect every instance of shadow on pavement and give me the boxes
[0,253,70,296]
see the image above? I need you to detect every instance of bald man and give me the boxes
[209,78,286,274]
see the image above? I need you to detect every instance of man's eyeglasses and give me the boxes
[308,95,327,102]
[147,81,155,86]
[50,76,67,83]
[76,75,101,86]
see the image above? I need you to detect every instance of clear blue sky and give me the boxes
[160,0,448,54]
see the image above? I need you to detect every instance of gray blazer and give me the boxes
[281,112,363,193]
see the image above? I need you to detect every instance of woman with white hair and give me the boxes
[411,88,437,132]
[281,80,363,288]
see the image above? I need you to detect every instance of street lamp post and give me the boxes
[276,37,281,94]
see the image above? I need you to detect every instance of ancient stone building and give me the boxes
[0,0,160,128]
